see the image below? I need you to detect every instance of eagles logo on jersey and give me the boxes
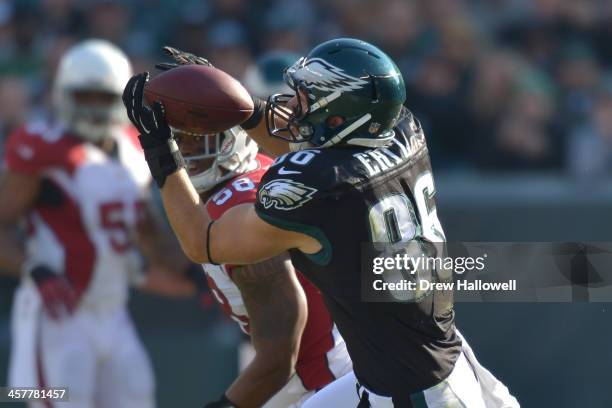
[258,179,318,211]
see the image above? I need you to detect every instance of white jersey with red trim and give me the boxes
[4,119,150,312]
[203,153,352,398]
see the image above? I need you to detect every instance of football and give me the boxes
[144,65,254,134]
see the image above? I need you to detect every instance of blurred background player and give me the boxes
[0,39,159,407]
[157,41,518,408]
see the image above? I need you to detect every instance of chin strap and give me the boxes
[320,113,372,147]
[289,141,315,151]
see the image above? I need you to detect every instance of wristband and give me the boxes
[206,221,218,265]
[141,137,185,188]
[241,97,265,130]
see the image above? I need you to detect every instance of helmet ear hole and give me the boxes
[326,116,344,129]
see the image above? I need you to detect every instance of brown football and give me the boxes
[144,65,254,134]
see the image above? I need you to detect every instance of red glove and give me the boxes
[30,266,77,320]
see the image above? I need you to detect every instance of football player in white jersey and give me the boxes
[174,125,352,408]
[0,39,163,408]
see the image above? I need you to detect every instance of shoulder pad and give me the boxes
[262,147,372,196]
[264,149,328,188]
[257,149,335,211]
[394,110,422,138]
[4,123,84,175]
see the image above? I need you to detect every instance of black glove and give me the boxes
[122,72,184,188]
[203,394,236,408]
[155,46,212,71]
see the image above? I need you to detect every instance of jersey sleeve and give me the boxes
[254,150,333,265]
[4,126,48,174]
[205,155,272,220]
[206,176,259,220]
[3,125,81,175]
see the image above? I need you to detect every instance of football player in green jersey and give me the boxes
[123,38,518,407]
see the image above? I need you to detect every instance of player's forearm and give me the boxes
[159,169,211,263]
[226,351,295,408]
[0,225,25,277]
[136,206,189,272]
[227,255,306,406]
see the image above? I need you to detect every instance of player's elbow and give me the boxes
[183,246,207,264]
[258,340,299,381]
[180,233,208,264]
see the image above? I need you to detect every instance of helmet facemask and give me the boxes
[265,57,323,145]
[175,126,258,193]
[62,89,126,143]
[53,39,133,144]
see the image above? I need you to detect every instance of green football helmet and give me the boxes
[265,38,406,148]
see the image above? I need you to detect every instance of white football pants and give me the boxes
[8,284,155,408]
[302,330,519,407]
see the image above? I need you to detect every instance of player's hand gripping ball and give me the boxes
[122,72,183,188]
[123,72,172,145]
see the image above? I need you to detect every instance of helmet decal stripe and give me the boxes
[292,58,369,92]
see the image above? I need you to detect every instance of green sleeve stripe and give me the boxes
[255,207,332,266]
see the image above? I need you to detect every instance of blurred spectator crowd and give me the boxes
[1,0,612,177]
